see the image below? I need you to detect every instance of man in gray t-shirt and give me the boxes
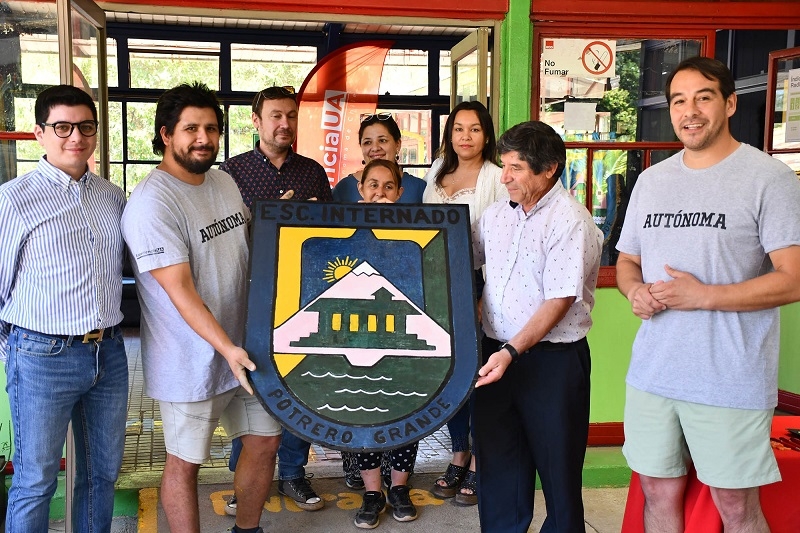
[122,83,280,533]
[617,57,800,533]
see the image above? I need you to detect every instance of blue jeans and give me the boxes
[229,428,310,480]
[5,326,129,533]
[446,392,476,454]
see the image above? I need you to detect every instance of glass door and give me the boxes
[0,3,107,531]
[764,46,800,176]
[68,0,109,178]
[0,0,108,183]
[449,28,490,108]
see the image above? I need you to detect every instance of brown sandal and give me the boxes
[454,470,478,506]
[431,462,469,498]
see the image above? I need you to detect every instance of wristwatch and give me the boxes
[499,342,520,362]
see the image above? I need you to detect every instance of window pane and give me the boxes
[440,50,451,97]
[403,167,429,179]
[1,139,40,184]
[109,101,123,161]
[374,108,433,166]
[109,163,124,192]
[228,105,255,158]
[563,149,587,204]
[126,102,158,160]
[21,34,61,87]
[595,149,644,266]
[773,153,800,176]
[217,133,225,163]
[650,149,680,167]
[379,50,429,96]
[129,39,220,90]
[126,164,156,193]
[107,38,119,88]
[539,38,701,142]
[16,137,41,165]
[13,97,35,133]
[71,8,103,170]
[230,44,316,92]
[641,40,701,100]
[398,110,432,166]
[72,11,100,92]
[455,49,479,103]
[769,58,800,152]
[591,149,628,225]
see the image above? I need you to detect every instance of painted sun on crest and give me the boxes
[322,256,359,283]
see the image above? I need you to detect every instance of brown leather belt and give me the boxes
[15,325,121,344]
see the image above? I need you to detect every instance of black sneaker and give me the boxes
[229,527,263,533]
[354,491,386,529]
[224,494,237,516]
[278,474,324,511]
[387,485,418,522]
[343,453,365,490]
[345,470,365,490]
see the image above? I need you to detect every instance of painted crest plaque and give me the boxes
[245,201,480,451]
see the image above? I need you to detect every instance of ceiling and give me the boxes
[2,2,477,38]
[102,11,476,37]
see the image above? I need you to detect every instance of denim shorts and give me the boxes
[159,386,282,464]
[623,385,779,489]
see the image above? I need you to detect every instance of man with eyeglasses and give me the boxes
[219,85,331,515]
[0,84,128,533]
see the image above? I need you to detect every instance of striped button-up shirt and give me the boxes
[0,157,126,354]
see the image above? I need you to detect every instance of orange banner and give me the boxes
[297,41,393,187]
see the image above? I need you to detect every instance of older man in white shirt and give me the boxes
[472,120,602,533]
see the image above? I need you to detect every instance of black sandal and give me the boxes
[454,470,478,506]
[431,462,469,498]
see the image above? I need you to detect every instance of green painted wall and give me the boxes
[587,288,638,422]
[585,291,800,422]
[779,302,800,395]
[498,0,532,132]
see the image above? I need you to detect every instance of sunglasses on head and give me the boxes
[254,86,296,112]
[360,112,393,123]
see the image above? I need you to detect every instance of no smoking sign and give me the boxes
[582,41,613,75]
[541,38,616,79]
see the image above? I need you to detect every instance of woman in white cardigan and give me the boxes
[423,100,507,506]
[422,102,507,223]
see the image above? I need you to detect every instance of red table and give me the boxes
[621,416,800,533]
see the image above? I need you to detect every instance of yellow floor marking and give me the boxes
[138,487,158,533]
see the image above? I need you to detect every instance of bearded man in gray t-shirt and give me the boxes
[616,57,800,533]
[122,83,281,533]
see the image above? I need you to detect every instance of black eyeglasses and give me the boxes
[40,120,98,138]
[253,86,296,112]
[360,112,393,123]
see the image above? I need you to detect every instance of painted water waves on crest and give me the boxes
[271,227,453,426]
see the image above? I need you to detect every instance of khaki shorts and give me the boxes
[160,386,282,464]
[623,385,780,489]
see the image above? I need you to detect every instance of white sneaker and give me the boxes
[225,495,237,516]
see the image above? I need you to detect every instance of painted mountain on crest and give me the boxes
[273,261,451,367]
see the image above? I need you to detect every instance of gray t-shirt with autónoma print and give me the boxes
[617,143,800,410]
[122,168,250,403]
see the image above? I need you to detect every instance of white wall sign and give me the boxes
[564,102,597,131]
[542,39,617,79]
[787,68,800,143]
